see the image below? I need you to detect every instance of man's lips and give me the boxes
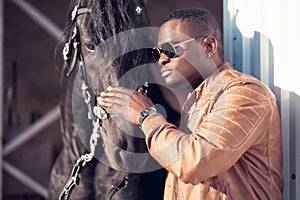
[161,68,172,78]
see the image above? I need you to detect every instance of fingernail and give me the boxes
[100,92,105,96]
[107,86,113,91]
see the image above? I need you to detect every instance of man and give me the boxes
[98,8,283,199]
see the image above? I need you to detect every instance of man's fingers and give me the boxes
[96,86,152,125]
[100,87,135,99]
[97,88,130,109]
[97,95,113,108]
[108,86,134,94]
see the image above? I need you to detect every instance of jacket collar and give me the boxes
[182,62,232,113]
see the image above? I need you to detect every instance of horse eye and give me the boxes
[84,43,95,52]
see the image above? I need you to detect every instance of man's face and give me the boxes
[156,19,213,89]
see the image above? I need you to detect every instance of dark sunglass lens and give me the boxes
[161,42,176,58]
[152,48,161,62]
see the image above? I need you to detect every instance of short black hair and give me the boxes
[162,7,223,59]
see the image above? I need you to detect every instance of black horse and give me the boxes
[47,0,181,199]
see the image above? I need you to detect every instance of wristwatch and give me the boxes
[139,107,157,126]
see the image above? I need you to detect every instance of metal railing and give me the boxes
[1,0,63,199]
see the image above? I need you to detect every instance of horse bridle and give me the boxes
[59,4,128,200]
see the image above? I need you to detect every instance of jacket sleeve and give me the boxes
[141,81,276,184]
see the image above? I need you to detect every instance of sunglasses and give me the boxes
[152,37,197,63]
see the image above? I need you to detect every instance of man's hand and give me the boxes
[97,86,154,125]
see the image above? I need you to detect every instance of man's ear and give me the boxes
[203,36,217,57]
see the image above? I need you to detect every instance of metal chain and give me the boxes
[58,156,87,200]
[59,77,103,200]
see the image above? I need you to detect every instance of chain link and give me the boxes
[59,157,85,200]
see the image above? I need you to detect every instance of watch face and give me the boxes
[139,107,157,125]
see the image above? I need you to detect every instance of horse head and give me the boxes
[50,0,167,199]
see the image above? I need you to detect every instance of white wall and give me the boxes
[223,0,300,199]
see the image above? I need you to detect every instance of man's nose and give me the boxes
[157,53,170,65]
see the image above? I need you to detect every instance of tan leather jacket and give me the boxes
[142,62,283,200]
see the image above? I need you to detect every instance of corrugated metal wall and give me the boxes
[224,0,299,199]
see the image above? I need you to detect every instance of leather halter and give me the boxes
[63,5,108,121]
[63,6,89,77]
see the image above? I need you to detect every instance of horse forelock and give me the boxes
[80,0,151,77]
